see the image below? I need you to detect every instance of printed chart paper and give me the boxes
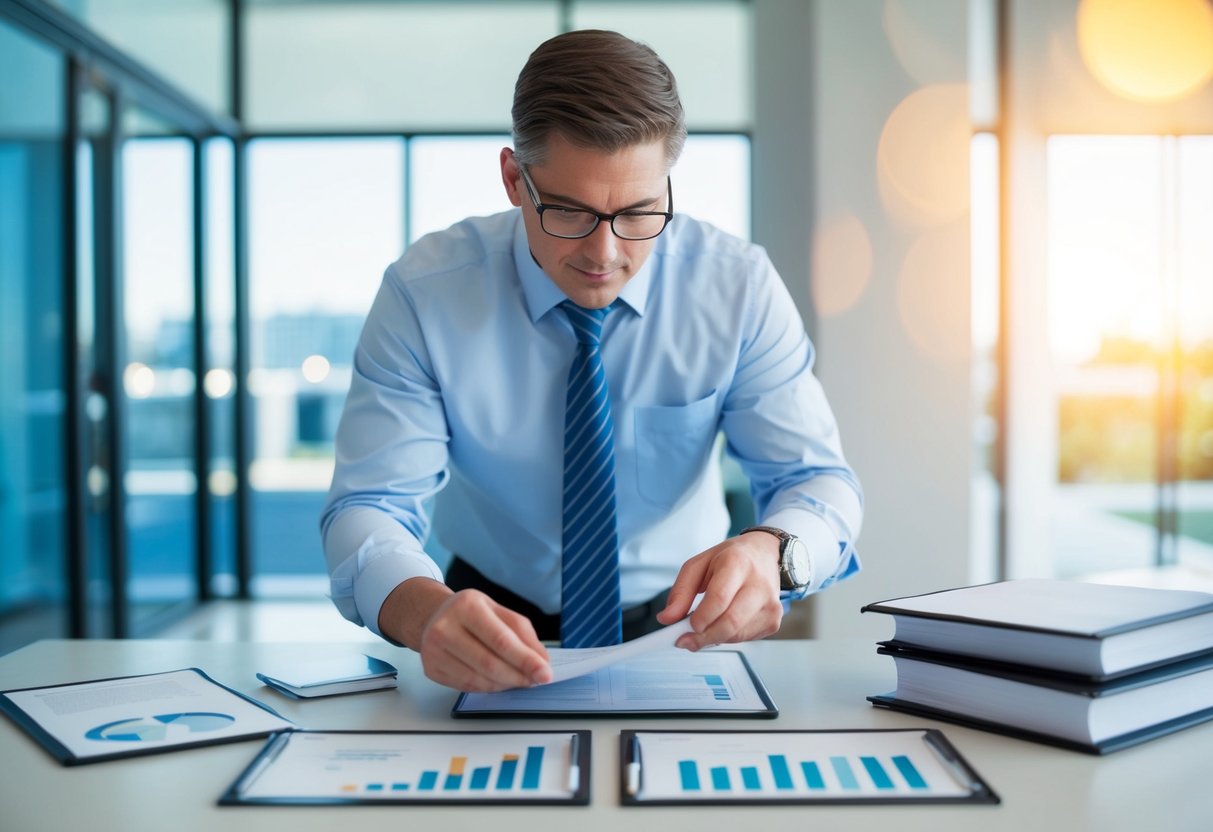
[1,668,292,763]
[223,731,589,805]
[454,649,775,715]
[621,729,999,805]
[545,618,695,683]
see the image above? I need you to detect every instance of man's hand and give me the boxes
[655,532,784,651]
[379,578,552,692]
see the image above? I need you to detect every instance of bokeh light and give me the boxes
[810,211,873,317]
[1077,0,1213,103]
[877,84,971,227]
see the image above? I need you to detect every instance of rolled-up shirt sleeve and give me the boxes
[721,251,864,593]
[320,265,451,637]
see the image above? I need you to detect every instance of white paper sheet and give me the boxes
[456,648,772,714]
[544,617,696,683]
[3,668,292,760]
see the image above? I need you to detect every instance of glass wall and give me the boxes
[120,117,198,629]
[1045,135,1213,578]
[246,137,406,593]
[205,137,238,593]
[0,19,69,653]
[47,0,232,116]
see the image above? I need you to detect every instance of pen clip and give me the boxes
[567,732,581,793]
[626,734,643,796]
[922,731,982,794]
[236,730,292,795]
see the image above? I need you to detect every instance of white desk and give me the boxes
[1,638,1209,831]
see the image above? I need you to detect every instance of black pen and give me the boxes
[922,731,981,793]
[567,733,581,792]
[626,734,643,796]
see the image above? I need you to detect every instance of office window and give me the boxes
[121,126,198,629]
[205,137,238,594]
[247,137,405,594]
[1045,135,1213,578]
[409,135,514,243]
[46,0,232,117]
[571,0,752,130]
[244,1,559,131]
[0,20,68,653]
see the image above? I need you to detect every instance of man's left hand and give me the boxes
[655,532,784,650]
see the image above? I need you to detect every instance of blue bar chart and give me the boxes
[235,732,581,802]
[633,730,982,802]
[675,751,919,794]
[341,746,546,795]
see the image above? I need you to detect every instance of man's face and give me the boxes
[501,135,669,310]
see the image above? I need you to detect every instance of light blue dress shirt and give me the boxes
[321,210,863,637]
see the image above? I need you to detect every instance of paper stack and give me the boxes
[861,579,1213,753]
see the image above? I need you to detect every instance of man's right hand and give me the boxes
[379,577,552,692]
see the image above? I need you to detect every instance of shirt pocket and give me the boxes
[634,389,720,509]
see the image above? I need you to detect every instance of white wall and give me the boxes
[753,0,976,640]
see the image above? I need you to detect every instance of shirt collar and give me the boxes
[512,211,654,324]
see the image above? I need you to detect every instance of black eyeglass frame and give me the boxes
[518,164,674,241]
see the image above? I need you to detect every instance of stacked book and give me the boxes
[861,579,1213,753]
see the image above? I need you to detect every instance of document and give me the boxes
[453,649,777,716]
[545,618,695,683]
[1,668,293,765]
[620,728,999,805]
[220,730,591,806]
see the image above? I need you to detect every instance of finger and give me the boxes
[688,584,783,648]
[421,596,545,690]
[686,562,744,635]
[462,607,554,687]
[657,555,710,624]
[495,608,553,684]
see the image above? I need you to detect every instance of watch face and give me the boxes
[785,538,811,587]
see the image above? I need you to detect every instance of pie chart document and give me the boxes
[1,668,293,764]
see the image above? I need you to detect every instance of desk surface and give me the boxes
[1,638,1209,831]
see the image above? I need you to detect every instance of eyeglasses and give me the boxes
[518,164,674,241]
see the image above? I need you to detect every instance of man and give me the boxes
[321,30,863,692]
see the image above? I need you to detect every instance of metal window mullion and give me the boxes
[193,138,213,601]
[105,88,129,638]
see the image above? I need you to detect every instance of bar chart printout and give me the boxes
[626,730,996,804]
[228,732,586,804]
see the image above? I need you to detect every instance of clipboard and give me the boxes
[618,728,1000,806]
[452,649,778,718]
[219,730,591,806]
[0,668,293,766]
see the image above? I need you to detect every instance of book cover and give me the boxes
[869,645,1213,753]
[861,579,1213,677]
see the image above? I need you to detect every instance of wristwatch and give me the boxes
[741,525,811,593]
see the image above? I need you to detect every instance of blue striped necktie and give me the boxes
[560,301,622,647]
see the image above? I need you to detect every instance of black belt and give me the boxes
[446,557,669,643]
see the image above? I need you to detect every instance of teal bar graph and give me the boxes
[417,771,438,791]
[892,755,927,789]
[496,755,519,790]
[521,746,544,790]
[768,755,794,790]
[860,756,894,790]
[679,761,701,791]
[830,756,859,790]
[674,751,936,796]
[469,767,491,790]
[801,761,825,790]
